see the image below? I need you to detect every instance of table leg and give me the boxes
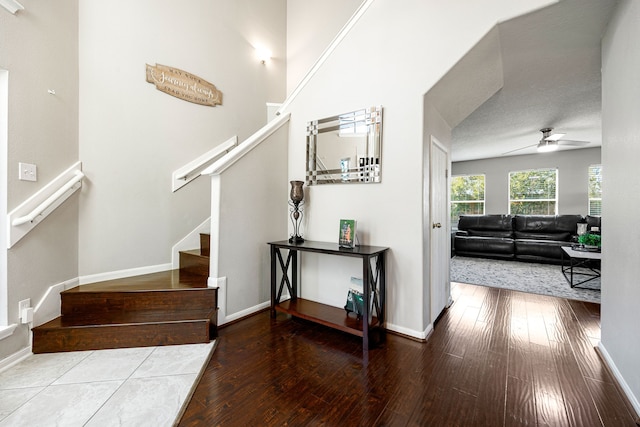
[270,246,277,317]
[291,250,298,300]
[570,256,575,288]
[379,253,386,325]
[362,256,370,352]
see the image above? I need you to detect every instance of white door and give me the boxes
[430,137,450,323]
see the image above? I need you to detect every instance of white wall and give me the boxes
[600,0,640,413]
[78,0,287,277]
[286,0,362,95]
[284,0,555,338]
[452,147,601,215]
[217,124,288,318]
[0,0,79,359]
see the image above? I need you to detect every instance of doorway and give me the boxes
[429,136,450,323]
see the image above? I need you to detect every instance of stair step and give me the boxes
[61,271,215,316]
[200,233,210,257]
[32,270,218,353]
[52,308,217,326]
[75,269,209,290]
[179,250,209,278]
[32,308,217,353]
[61,288,217,316]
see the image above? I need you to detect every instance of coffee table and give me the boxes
[561,246,602,288]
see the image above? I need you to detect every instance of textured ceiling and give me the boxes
[447,0,618,162]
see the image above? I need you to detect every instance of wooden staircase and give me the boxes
[32,234,217,353]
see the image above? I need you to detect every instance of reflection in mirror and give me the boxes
[306,106,382,185]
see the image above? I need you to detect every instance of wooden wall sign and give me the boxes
[145,63,223,107]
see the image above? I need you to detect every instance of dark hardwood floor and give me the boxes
[178,283,638,426]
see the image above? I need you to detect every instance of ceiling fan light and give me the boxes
[537,140,558,152]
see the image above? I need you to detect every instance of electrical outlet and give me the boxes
[19,162,37,182]
[18,298,31,323]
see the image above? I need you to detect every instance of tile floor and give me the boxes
[0,341,216,426]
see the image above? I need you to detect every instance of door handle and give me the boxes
[432,222,441,229]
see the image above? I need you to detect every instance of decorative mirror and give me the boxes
[306,106,383,185]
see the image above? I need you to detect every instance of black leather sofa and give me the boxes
[454,214,601,264]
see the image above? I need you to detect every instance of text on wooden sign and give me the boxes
[145,63,223,107]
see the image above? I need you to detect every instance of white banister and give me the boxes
[0,0,24,14]
[276,0,374,116]
[202,113,291,176]
[0,324,17,340]
[7,161,83,248]
[12,170,84,226]
[172,136,238,192]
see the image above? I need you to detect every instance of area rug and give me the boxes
[450,256,601,304]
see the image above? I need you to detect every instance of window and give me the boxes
[338,109,367,136]
[509,168,557,215]
[588,164,602,216]
[451,174,485,223]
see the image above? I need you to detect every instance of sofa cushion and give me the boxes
[454,236,514,255]
[514,231,572,241]
[458,215,513,232]
[514,215,582,234]
[458,215,514,239]
[468,229,514,238]
[515,239,570,260]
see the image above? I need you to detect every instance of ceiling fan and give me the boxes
[502,128,590,155]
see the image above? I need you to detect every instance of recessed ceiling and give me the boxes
[445,0,619,162]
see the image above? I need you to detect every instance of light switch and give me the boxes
[19,162,37,182]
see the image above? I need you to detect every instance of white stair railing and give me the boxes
[276,0,374,116]
[7,161,84,248]
[172,135,238,192]
[202,113,291,326]
[201,113,290,176]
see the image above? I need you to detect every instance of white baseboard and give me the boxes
[79,263,172,285]
[385,322,432,341]
[0,346,31,373]
[33,277,78,327]
[209,275,272,326]
[224,301,271,324]
[597,341,640,418]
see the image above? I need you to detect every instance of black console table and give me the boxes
[268,240,388,350]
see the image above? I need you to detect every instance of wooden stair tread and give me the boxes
[32,320,213,353]
[179,251,209,278]
[34,309,216,329]
[181,249,209,258]
[32,238,216,353]
[65,270,208,293]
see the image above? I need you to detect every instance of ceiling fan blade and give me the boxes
[545,133,566,141]
[557,139,590,146]
[502,143,537,155]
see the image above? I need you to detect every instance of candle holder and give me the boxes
[288,181,305,243]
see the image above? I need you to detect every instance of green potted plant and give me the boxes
[578,233,601,250]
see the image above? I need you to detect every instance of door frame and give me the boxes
[429,136,452,324]
[1,69,9,328]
